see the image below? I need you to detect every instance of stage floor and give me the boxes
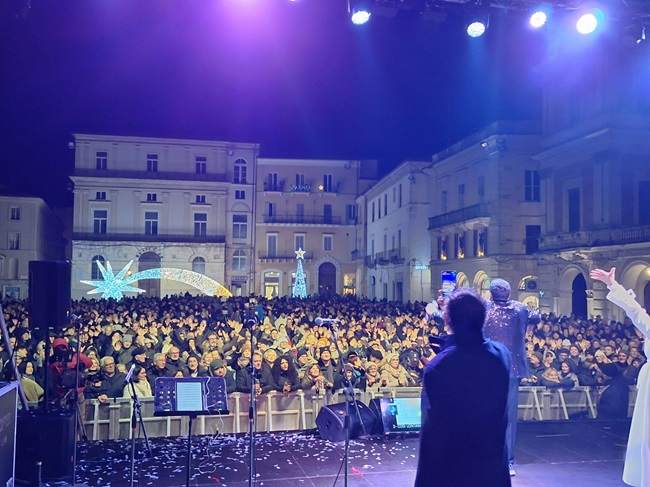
[53,420,631,486]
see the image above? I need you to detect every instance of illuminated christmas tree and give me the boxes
[292,248,308,298]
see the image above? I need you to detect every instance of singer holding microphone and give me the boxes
[122,364,152,398]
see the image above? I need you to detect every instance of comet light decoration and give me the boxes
[81,260,232,300]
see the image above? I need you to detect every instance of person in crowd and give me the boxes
[559,361,580,388]
[122,365,152,398]
[415,288,511,487]
[483,278,539,477]
[380,353,413,387]
[98,356,126,399]
[150,352,173,380]
[539,367,574,389]
[210,359,237,393]
[236,351,275,395]
[301,363,327,393]
[271,355,301,393]
[166,347,186,376]
[364,362,385,391]
[186,355,208,377]
[316,348,337,392]
[117,334,134,365]
[591,267,649,487]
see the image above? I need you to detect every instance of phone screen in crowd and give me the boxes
[441,270,457,296]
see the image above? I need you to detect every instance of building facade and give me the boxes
[70,134,259,300]
[0,194,66,300]
[255,158,377,297]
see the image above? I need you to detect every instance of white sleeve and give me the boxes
[606,282,650,339]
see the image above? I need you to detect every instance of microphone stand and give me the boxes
[127,371,152,487]
[246,316,258,487]
[329,322,365,487]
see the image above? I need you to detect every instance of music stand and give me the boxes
[154,377,229,487]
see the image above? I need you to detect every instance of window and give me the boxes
[233,250,247,271]
[525,170,540,202]
[91,255,105,280]
[235,190,245,200]
[146,154,158,172]
[371,202,375,222]
[95,192,106,200]
[323,174,333,192]
[266,202,276,218]
[8,232,20,250]
[145,211,158,235]
[378,198,382,219]
[346,204,357,224]
[393,187,396,202]
[640,181,650,225]
[324,204,333,224]
[398,184,402,207]
[9,206,20,220]
[437,236,448,261]
[194,213,207,237]
[441,190,448,213]
[195,194,206,204]
[295,233,305,252]
[296,203,305,222]
[234,158,247,184]
[473,228,487,257]
[296,173,305,186]
[525,225,541,254]
[195,156,207,174]
[93,210,107,234]
[455,232,465,259]
[233,214,247,239]
[192,256,206,274]
[96,151,107,170]
[268,173,279,191]
[458,184,465,208]
[568,188,580,232]
[146,193,157,202]
[478,176,485,201]
[383,194,388,215]
[323,234,333,252]
[267,233,278,257]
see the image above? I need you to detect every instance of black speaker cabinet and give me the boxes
[16,410,75,485]
[316,401,377,442]
[29,260,71,331]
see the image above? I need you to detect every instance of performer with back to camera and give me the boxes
[483,278,541,477]
[590,267,650,487]
[415,288,512,487]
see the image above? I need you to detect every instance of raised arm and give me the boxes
[589,267,617,287]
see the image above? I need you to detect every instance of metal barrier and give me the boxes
[56,385,637,441]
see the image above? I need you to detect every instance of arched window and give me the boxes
[192,256,206,275]
[91,255,106,280]
[234,158,247,184]
[233,250,247,271]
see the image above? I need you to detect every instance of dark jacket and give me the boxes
[415,335,512,487]
[236,363,275,394]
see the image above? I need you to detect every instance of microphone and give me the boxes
[315,317,340,327]
[123,363,136,384]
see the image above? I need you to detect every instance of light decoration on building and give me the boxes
[81,260,232,300]
[292,248,308,298]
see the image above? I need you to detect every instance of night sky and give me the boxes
[0,0,559,207]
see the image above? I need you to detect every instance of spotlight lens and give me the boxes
[351,10,371,25]
[467,21,486,37]
[576,12,598,34]
[530,11,547,28]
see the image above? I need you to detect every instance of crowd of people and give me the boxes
[0,290,645,417]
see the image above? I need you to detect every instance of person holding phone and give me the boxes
[483,278,540,477]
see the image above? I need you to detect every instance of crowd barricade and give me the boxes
[29,385,638,441]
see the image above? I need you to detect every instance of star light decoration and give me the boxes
[292,248,308,299]
[80,260,144,300]
[81,260,233,300]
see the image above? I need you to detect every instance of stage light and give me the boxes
[576,9,601,35]
[529,10,547,28]
[349,0,371,25]
[466,14,488,38]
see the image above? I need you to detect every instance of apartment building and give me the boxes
[0,194,65,299]
[69,134,259,299]
[255,158,377,297]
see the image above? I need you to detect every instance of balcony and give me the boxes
[351,249,362,261]
[428,203,490,230]
[258,250,314,261]
[73,168,228,183]
[263,214,342,225]
[264,181,285,192]
[73,232,226,244]
[365,255,376,268]
[538,225,650,252]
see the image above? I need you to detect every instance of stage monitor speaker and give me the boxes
[29,260,71,331]
[16,410,75,485]
[315,401,377,442]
